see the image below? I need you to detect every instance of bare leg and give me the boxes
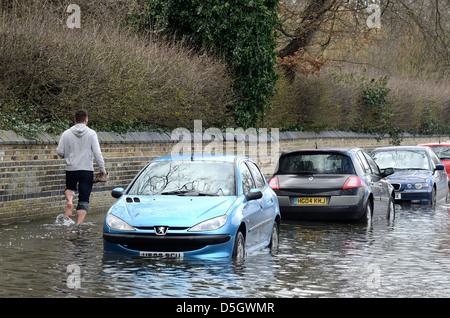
[76,209,87,225]
[64,189,74,217]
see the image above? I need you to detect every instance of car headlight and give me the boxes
[106,214,135,231]
[188,215,228,232]
[406,183,428,190]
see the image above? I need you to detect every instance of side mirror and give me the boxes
[381,167,395,177]
[111,187,124,199]
[245,189,263,201]
[435,164,445,171]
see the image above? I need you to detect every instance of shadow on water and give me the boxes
[0,200,449,297]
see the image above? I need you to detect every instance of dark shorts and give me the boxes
[66,170,94,211]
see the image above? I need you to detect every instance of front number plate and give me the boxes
[294,197,327,205]
[395,193,401,200]
[139,252,183,258]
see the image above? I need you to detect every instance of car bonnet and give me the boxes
[109,195,237,228]
[387,169,432,183]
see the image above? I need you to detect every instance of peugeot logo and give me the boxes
[154,226,168,236]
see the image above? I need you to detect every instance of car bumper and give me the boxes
[103,232,233,258]
[394,189,432,203]
[277,195,365,220]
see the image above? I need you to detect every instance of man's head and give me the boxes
[75,109,88,124]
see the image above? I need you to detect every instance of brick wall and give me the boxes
[0,129,448,224]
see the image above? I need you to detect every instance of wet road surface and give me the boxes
[0,202,449,297]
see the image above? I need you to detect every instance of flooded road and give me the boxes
[1,202,449,298]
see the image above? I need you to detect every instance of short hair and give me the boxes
[75,109,88,123]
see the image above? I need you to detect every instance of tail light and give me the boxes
[268,177,279,190]
[343,176,365,189]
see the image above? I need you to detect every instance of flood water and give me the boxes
[1,202,449,298]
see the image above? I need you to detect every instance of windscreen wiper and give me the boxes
[159,190,218,196]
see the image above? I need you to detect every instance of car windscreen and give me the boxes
[428,146,450,160]
[371,150,430,170]
[127,161,236,196]
[277,152,355,175]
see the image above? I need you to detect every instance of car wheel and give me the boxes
[431,188,437,207]
[388,197,395,220]
[232,231,245,260]
[359,200,372,224]
[268,222,279,254]
[387,196,395,222]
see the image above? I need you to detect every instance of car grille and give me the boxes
[391,183,401,191]
[104,233,231,252]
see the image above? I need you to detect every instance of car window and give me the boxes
[429,150,441,166]
[363,151,381,176]
[277,152,355,174]
[428,146,450,160]
[128,161,236,196]
[356,151,371,174]
[240,162,256,195]
[372,150,430,170]
[246,161,266,190]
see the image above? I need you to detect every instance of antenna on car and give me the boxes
[315,142,318,149]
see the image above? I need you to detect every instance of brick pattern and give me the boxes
[0,130,448,224]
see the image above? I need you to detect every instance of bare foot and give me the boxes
[65,201,73,217]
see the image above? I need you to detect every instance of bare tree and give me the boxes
[277,0,449,80]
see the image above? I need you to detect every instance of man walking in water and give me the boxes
[57,109,106,224]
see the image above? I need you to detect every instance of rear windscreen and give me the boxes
[278,152,355,174]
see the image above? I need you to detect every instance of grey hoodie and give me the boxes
[57,124,106,173]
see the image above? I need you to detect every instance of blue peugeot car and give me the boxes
[371,146,449,205]
[103,154,281,259]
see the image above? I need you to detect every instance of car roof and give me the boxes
[281,147,362,156]
[372,146,431,152]
[418,142,450,147]
[154,153,244,163]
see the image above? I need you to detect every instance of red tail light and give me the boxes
[268,177,279,190]
[343,176,365,189]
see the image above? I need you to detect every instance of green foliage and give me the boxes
[417,105,440,135]
[361,76,391,109]
[137,0,280,128]
[0,99,70,138]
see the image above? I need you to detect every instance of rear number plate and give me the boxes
[294,197,327,205]
[139,252,183,258]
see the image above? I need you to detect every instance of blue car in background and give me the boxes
[103,154,281,259]
[371,146,449,205]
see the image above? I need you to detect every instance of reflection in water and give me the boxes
[0,202,449,297]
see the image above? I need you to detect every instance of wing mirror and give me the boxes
[245,189,263,201]
[435,164,445,171]
[381,167,395,177]
[111,187,124,198]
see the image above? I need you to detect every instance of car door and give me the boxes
[240,161,261,247]
[246,161,275,242]
[363,151,391,211]
[429,150,449,199]
[356,151,384,214]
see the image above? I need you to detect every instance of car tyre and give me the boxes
[359,200,372,224]
[232,230,245,260]
[430,188,437,207]
[268,222,279,254]
[387,196,395,221]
